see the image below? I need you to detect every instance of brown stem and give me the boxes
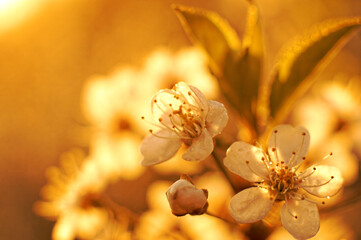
[205,211,238,226]
[211,151,238,193]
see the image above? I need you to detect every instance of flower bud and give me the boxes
[166,175,208,216]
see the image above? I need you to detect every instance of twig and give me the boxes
[205,211,239,226]
[211,151,238,193]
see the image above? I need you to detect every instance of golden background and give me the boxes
[0,0,360,239]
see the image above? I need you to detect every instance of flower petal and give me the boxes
[281,199,320,239]
[150,90,182,129]
[268,125,310,168]
[140,129,182,166]
[224,141,268,182]
[229,187,274,223]
[183,129,213,161]
[205,100,228,137]
[301,165,343,198]
[175,81,209,114]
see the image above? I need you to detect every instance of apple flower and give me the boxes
[140,82,228,166]
[224,125,343,239]
[166,175,208,216]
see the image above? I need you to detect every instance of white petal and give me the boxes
[229,187,274,223]
[205,100,228,137]
[224,141,269,182]
[183,129,213,161]
[281,199,320,239]
[176,81,209,114]
[150,90,181,129]
[268,125,310,168]
[140,129,182,166]
[301,165,343,198]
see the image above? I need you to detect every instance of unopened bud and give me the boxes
[166,175,208,216]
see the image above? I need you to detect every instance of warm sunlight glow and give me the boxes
[0,0,45,33]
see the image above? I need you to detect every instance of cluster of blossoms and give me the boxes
[141,82,344,239]
[140,81,228,165]
[224,124,343,239]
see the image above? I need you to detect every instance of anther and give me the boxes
[168,114,172,117]
[322,201,325,205]
[272,148,276,152]
[188,91,191,96]
[154,99,157,103]
[313,167,316,170]
[294,215,298,219]
[149,129,153,133]
[302,132,306,136]
[261,157,265,161]
[274,130,278,133]
[331,176,334,179]
[302,157,306,160]
[201,108,204,112]
[246,161,249,164]
[281,161,285,164]
[158,118,163,122]
[141,116,145,119]
[169,103,172,107]
[292,152,296,155]
[330,152,333,156]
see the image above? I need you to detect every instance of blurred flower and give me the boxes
[142,47,219,99]
[292,75,361,184]
[82,67,148,181]
[224,125,343,239]
[166,175,208,216]
[141,82,228,165]
[82,47,220,179]
[34,149,108,240]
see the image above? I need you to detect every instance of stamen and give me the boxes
[297,167,316,180]
[289,131,307,170]
[313,152,334,166]
[245,161,268,179]
[285,196,298,220]
[300,176,334,188]
[149,129,192,140]
[270,132,280,165]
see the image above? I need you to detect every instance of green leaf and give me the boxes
[222,4,263,126]
[173,4,264,131]
[269,17,361,121]
[172,4,241,76]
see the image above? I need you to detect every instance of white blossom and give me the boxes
[140,82,228,166]
[224,125,343,239]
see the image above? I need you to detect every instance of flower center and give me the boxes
[147,88,205,140]
[170,103,204,138]
[269,168,298,198]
